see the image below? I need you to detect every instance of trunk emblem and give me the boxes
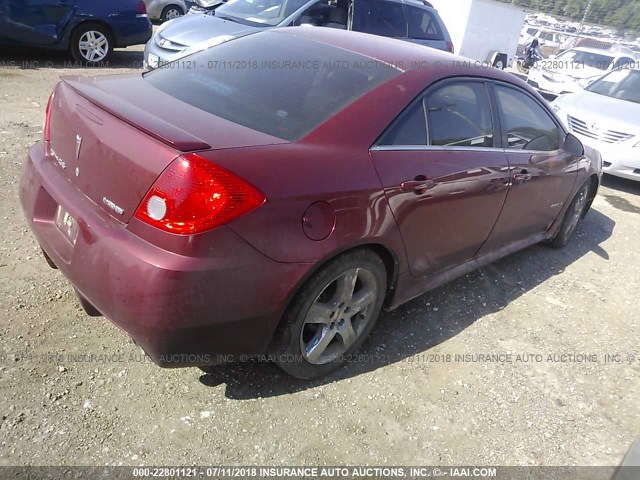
[103,197,124,216]
[75,134,83,161]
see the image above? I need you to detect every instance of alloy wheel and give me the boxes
[300,268,378,365]
[78,31,109,62]
[564,186,588,242]
[165,7,182,20]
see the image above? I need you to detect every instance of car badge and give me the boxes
[75,134,83,161]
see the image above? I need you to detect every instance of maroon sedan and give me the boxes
[20,27,601,379]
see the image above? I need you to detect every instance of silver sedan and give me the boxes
[552,68,640,182]
[144,0,187,22]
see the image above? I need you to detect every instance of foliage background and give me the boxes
[495,0,640,32]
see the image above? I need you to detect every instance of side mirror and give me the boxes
[563,133,584,156]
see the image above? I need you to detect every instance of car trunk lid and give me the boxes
[47,75,285,223]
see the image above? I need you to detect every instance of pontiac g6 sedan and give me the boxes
[20,27,601,379]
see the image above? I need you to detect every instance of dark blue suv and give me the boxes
[0,0,152,64]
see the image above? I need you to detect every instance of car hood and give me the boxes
[544,65,607,81]
[555,90,640,135]
[158,13,260,47]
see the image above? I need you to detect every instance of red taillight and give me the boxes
[446,41,455,54]
[134,153,265,235]
[43,91,54,156]
[137,0,147,15]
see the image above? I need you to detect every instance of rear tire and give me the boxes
[272,250,387,380]
[70,23,113,65]
[161,5,184,22]
[546,182,590,249]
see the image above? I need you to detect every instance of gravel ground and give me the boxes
[0,45,639,468]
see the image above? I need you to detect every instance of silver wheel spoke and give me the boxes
[334,269,358,304]
[350,287,375,314]
[305,302,334,325]
[306,326,336,364]
[338,319,357,349]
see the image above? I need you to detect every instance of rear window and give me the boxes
[406,6,444,41]
[558,49,614,70]
[145,32,399,141]
[352,0,407,38]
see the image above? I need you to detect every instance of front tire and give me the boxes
[70,23,113,65]
[273,250,387,379]
[547,182,590,249]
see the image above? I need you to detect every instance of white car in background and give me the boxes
[552,68,640,182]
[528,47,637,97]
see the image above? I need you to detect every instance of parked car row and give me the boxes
[527,46,638,97]
[144,0,455,69]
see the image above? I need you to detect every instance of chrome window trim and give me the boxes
[370,145,506,153]
[369,145,563,155]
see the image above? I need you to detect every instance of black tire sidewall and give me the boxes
[273,250,387,380]
[70,23,113,65]
[549,182,590,248]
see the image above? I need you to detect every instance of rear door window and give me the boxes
[378,100,427,146]
[425,82,495,148]
[352,0,408,38]
[406,6,444,41]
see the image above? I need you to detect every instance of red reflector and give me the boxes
[44,91,54,142]
[134,153,265,235]
[43,90,55,156]
[137,0,147,14]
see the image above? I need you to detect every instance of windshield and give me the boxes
[586,69,640,104]
[557,49,615,70]
[215,0,310,26]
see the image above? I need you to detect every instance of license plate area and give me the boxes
[55,205,79,245]
[148,53,159,69]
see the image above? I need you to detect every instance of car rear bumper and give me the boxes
[570,133,640,182]
[113,18,153,47]
[527,69,581,97]
[19,143,311,366]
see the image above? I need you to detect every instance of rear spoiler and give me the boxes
[61,77,211,152]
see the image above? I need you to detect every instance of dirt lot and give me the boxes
[0,45,639,468]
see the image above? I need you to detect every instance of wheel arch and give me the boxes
[583,173,600,218]
[266,241,402,357]
[69,20,115,48]
[274,241,401,336]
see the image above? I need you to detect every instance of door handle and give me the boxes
[513,170,532,183]
[400,177,435,193]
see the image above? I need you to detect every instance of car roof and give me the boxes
[271,27,520,84]
[373,0,436,10]
[570,47,618,56]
